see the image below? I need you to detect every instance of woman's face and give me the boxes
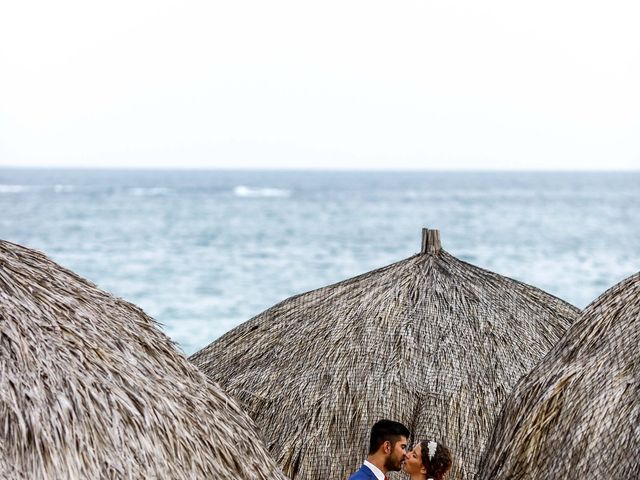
[403,443,426,476]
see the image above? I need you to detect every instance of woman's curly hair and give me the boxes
[419,440,452,480]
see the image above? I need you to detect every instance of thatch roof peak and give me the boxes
[191,230,579,479]
[0,240,286,480]
[477,271,640,479]
[420,227,442,254]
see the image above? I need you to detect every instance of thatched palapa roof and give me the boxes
[0,240,287,480]
[190,228,579,479]
[477,271,640,479]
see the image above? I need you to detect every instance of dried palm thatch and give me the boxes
[0,240,287,480]
[190,228,579,479]
[477,271,640,479]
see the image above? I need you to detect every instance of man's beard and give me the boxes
[384,455,402,472]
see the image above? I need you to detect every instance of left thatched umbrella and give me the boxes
[0,240,287,480]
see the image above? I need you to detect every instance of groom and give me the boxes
[349,419,410,480]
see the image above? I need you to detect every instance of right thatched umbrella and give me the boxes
[477,271,640,479]
[191,228,580,480]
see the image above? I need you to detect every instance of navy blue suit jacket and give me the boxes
[348,464,378,480]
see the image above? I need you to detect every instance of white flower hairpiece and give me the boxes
[427,440,438,461]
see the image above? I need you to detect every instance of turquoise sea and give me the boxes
[1,168,638,354]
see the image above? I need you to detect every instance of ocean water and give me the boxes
[1,168,638,355]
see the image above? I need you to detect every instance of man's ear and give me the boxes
[383,440,391,454]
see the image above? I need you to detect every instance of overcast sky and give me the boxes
[1,0,638,170]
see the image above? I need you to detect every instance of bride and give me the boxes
[402,439,452,480]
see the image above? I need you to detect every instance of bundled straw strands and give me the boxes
[190,228,580,479]
[477,271,640,479]
[0,240,286,480]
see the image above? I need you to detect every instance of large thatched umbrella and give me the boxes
[477,271,640,479]
[0,240,287,480]
[190,228,579,479]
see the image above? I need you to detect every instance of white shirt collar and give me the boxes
[364,460,386,480]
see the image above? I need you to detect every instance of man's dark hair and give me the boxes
[368,419,410,454]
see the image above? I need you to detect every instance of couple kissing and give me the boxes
[349,420,452,480]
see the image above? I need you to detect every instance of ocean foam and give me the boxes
[129,187,171,196]
[0,184,32,193]
[233,185,291,198]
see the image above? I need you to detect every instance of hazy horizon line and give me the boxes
[1,164,638,173]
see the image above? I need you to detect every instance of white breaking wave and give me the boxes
[233,185,291,198]
[129,187,171,196]
[54,184,75,193]
[0,184,32,193]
